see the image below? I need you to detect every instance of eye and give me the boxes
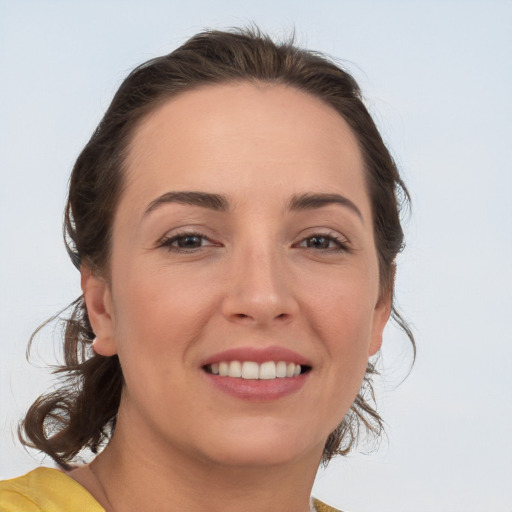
[159,232,217,252]
[296,233,349,252]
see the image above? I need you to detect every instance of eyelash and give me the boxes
[294,232,350,253]
[159,231,349,254]
[158,231,217,253]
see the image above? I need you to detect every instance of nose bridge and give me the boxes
[222,234,297,324]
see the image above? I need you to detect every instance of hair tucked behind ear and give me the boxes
[19,26,415,468]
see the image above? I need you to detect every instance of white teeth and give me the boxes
[276,361,287,378]
[219,361,229,376]
[259,361,276,380]
[242,361,259,379]
[207,360,306,380]
[228,360,242,377]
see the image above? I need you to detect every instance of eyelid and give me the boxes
[293,229,351,252]
[156,226,350,253]
[157,229,220,252]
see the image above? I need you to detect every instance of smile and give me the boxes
[204,361,310,380]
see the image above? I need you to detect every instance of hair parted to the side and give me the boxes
[19,27,415,469]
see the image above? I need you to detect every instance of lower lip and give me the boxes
[203,372,308,401]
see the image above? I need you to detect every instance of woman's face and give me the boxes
[85,82,391,468]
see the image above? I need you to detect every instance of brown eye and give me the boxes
[305,236,332,249]
[174,235,203,249]
[160,232,215,252]
[295,233,348,252]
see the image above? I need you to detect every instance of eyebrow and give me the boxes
[289,193,364,222]
[144,191,229,216]
[143,190,363,222]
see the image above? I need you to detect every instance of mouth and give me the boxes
[200,346,312,400]
[203,361,312,380]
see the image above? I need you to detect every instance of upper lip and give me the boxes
[201,346,312,367]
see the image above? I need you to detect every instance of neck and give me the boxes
[82,423,322,512]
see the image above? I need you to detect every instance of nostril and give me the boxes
[234,313,250,319]
[230,312,289,323]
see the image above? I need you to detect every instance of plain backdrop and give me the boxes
[1,1,511,511]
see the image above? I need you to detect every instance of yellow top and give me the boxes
[0,468,105,512]
[0,468,340,512]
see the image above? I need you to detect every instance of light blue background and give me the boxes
[1,1,511,511]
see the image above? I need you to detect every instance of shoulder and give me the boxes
[312,497,344,512]
[0,468,105,512]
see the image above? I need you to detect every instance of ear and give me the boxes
[368,265,395,356]
[81,265,117,356]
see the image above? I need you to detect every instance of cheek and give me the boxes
[110,264,218,367]
[303,268,378,347]
[301,269,378,406]
[109,275,212,413]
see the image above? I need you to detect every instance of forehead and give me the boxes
[122,81,368,214]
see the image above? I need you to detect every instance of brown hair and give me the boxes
[20,27,414,468]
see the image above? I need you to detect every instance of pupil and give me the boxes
[178,235,201,248]
[308,236,329,249]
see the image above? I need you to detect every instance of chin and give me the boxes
[196,424,325,469]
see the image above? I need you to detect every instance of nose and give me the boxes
[221,244,298,327]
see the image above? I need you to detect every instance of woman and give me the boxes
[0,28,413,512]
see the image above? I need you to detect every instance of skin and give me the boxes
[73,82,391,512]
